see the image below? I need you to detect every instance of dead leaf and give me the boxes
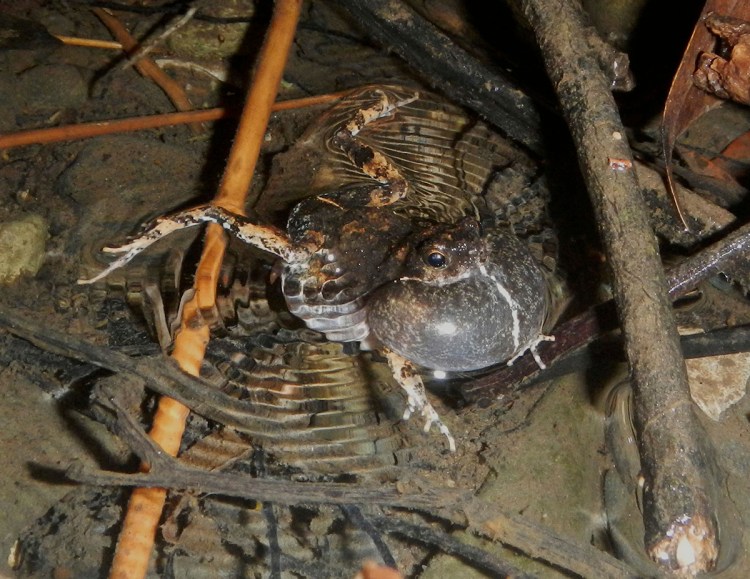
[694,13,750,104]
[661,0,750,228]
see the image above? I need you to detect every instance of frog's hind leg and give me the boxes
[331,90,419,207]
[381,347,456,452]
[79,205,305,285]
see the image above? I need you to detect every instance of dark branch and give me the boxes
[331,0,544,154]
[519,0,720,572]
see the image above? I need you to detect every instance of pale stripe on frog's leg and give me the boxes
[197,205,311,263]
[333,90,420,208]
[343,89,420,136]
[77,207,209,284]
[78,204,307,285]
[381,347,456,452]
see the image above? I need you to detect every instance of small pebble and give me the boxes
[0,213,48,284]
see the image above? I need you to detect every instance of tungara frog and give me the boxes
[80,86,565,451]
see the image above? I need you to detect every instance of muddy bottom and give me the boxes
[2,2,750,578]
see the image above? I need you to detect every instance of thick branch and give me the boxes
[66,463,466,511]
[519,0,721,573]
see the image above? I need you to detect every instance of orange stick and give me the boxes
[107,0,303,577]
[0,92,345,150]
[53,34,123,50]
[0,109,226,150]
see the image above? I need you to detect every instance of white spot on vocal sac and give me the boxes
[436,321,457,336]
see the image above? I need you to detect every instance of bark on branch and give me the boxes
[518,0,721,573]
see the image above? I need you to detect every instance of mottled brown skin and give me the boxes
[281,187,416,337]
[399,218,486,286]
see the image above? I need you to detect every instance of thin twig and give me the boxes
[340,505,397,569]
[368,515,533,579]
[666,219,750,299]
[0,91,346,150]
[262,502,282,579]
[120,7,198,70]
[54,34,123,50]
[93,8,194,115]
[519,0,720,573]
[464,506,638,579]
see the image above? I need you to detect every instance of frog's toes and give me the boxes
[419,404,456,452]
[77,248,143,284]
[507,333,556,370]
[530,334,555,369]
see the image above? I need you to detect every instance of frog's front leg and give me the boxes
[79,205,309,284]
[506,333,556,370]
[381,347,456,452]
[331,90,418,207]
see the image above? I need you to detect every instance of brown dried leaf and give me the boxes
[694,13,750,105]
[661,0,750,227]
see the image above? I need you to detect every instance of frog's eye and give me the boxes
[425,251,447,268]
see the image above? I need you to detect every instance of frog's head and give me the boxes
[400,218,486,286]
[366,221,553,372]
